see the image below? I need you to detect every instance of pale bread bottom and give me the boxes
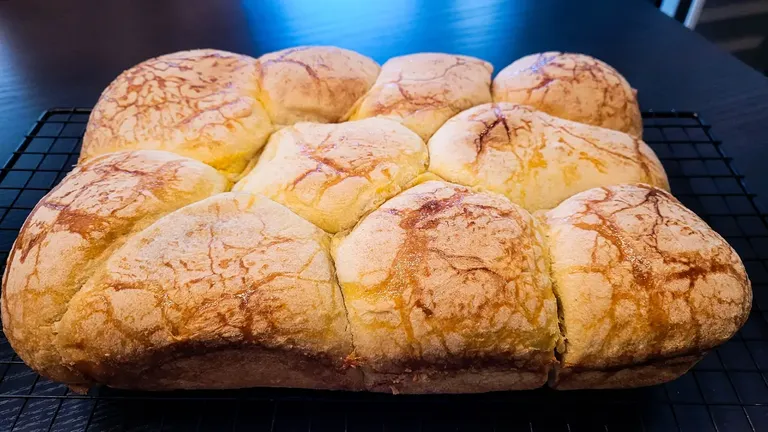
[69,347,364,392]
[363,366,550,394]
[550,354,702,390]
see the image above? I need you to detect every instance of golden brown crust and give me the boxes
[333,181,558,393]
[541,184,751,389]
[347,53,493,140]
[233,118,428,233]
[0,150,228,385]
[256,46,380,125]
[428,103,668,211]
[492,52,642,137]
[3,48,753,393]
[54,193,360,390]
[80,49,274,175]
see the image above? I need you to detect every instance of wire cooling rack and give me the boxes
[1,108,768,432]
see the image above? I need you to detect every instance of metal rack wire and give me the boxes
[1,108,768,431]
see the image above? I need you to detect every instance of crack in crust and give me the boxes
[428,103,668,211]
[0,150,228,385]
[333,181,559,393]
[347,53,493,140]
[542,184,751,389]
[53,193,361,390]
[493,52,643,137]
[234,118,428,233]
[81,49,274,175]
[256,46,380,125]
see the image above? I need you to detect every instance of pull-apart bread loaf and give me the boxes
[1,46,752,393]
[428,103,668,211]
[492,52,643,137]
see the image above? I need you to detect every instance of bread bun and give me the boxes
[54,192,360,390]
[333,181,558,393]
[1,150,228,386]
[347,53,493,140]
[428,103,667,210]
[234,118,428,233]
[493,52,642,137]
[256,46,380,125]
[540,184,751,389]
[81,50,274,176]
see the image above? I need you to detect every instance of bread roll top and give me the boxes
[492,52,643,137]
[256,46,380,125]
[428,103,668,211]
[347,53,493,140]
[234,118,428,233]
[81,49,274,175]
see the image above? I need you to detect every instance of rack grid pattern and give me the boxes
[1,108,768,431]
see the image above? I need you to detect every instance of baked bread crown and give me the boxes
[255,46,380,125]
[492,52,643,137]
[347,53,493,140]
[234,118,428,233]
[1,47,751,393]
[428,103,667,211]
[80,50,273,176]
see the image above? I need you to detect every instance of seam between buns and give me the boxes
[534,212,566,388]
[231,149,262,184]
[56,164,233,317]
[326,237,365,387]
[43,182,141,385]
[51,164,231,384]
[54,197,217,335]
[229,189,366,387]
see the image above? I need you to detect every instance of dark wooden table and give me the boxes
[1,0,767,205]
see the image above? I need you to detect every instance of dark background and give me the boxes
[694,0,768,73]
[0,0,767,204]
